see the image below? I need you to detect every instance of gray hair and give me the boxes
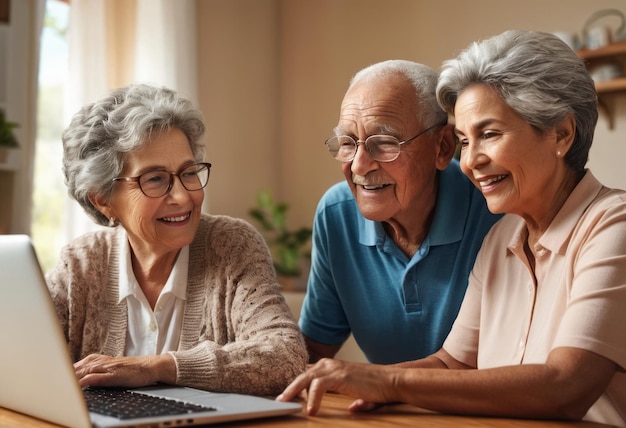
[62,83,206,226]
[437,30,598,172]
[349,60,448,128]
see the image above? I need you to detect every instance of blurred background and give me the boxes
[2,0,626,271]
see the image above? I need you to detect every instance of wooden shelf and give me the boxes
[577,41,626,128]
[595,76,626,94]
[577,41,626,60]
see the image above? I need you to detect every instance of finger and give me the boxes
[73,358,91,371]
[78,372,114,388]
[276,373,312,402]
[76,362,109,382]
[74,354,104,371]
[348,399,380,413]
[75,362,99,380]
[305,378,327,416]
[78,373,98,388]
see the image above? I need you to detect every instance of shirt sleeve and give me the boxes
[298,194,352,346]
[442,264,482,368]
[553,196,626,370]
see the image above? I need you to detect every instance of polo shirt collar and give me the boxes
[540,170,602,254]
[506,170,602,255]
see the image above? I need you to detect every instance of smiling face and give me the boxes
[454,84,573,225]
[337,74,452,227]
[92,127,204,260]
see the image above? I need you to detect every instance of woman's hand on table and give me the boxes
[276,358,395,415]
[74,353,176,388]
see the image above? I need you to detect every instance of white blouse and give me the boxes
[117,233,188,356]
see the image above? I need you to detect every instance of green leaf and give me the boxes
[0,110,19,148]
[248,189,312,277]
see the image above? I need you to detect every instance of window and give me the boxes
[32,0,69,271]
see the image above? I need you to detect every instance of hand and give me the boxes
[276,358,396,415]
[74,353,176,388]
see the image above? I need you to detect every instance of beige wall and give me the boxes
[197,0,626,232]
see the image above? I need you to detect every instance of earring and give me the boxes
[109,217,117,227]
[556,150,562,157]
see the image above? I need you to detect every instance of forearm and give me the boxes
[389,348,615,421]
[390,365,568,418]
[150,354,177,385]
[172,335,307,396]
[304,336,342,363]
[393,348,472,369]
[393,356,449,369]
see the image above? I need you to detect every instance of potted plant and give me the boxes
[248,189,312,290]
[0,109,19,163]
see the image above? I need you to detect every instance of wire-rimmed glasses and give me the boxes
[325,121,446,163]
[113,162,212,198]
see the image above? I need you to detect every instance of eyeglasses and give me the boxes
[325,121,447,163]
[113,162,212,198]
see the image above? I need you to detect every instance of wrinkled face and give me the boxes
[99,128,204,258]
[337,74,447,225]
[454,84,560,219]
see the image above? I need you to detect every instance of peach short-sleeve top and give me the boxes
[444,171,626,426]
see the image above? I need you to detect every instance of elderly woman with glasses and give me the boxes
[46,83,307,396]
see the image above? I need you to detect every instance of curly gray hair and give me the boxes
[437,29,598,172]
[62,83,206,226]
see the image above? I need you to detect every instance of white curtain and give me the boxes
[134,0,198,105]
[63,0,198,242]
[63,0,109,240]
[6,0,45,234]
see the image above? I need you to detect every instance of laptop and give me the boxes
[0,234,302,428]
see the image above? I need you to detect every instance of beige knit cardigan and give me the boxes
[46,214,307,396]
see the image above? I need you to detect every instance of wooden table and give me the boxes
[0,393,615,428]
[231,393,615,427]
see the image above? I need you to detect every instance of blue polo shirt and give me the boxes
[299,160,501,364]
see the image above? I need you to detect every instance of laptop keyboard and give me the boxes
[83,387,217,420]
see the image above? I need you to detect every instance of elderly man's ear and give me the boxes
[435,123,457,171]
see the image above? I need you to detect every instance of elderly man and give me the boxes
[299,60,501,364]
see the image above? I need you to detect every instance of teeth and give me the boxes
[362,184,387,190]
[481,175,507,187]
[161,214,189,222]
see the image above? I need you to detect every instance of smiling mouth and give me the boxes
[159,213,191,223]
[361,184,390,190]
[480,175,508,187]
